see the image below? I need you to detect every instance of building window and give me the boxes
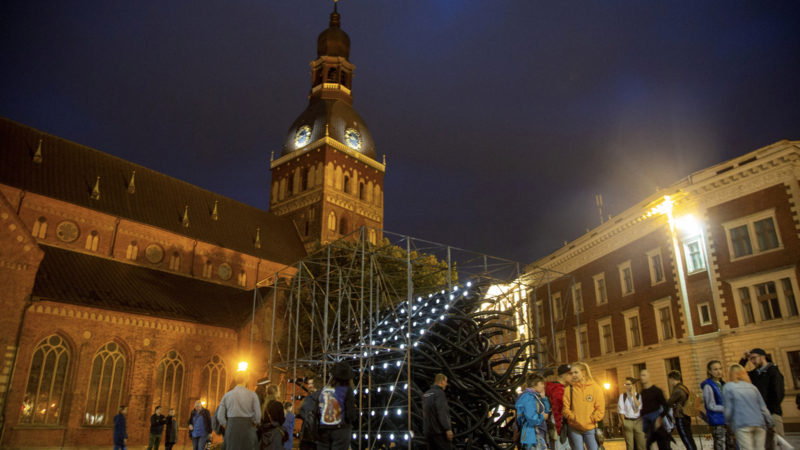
[665,356,682,374]
[756,281,781,321]
[20,335,70,425]
[169,252,180,271]
[782,278,799,317]
[202,260,213,278]
[359,182,365,200]
[85,342,126,426]
[633,362,647,378]
[593,273,607,305]
[731,269,799,326]
[238,270,247,287]
[572,282,584,313]
[200,355,227,413]
[301,168,309,191]
[787,350,800,389]
[623,308,642,348]
[339,217,347,234]
[552,292,563,321]
[575,325,589,359]
[724,210,782,260]
[328,212,336,231]
[368,228,377,244]
[598,317,614,355]
[618,261,634,296]
[698,303,712,326]
[343,175,351,194]
[154,350,184,422]
[683,238,706,273]
[126,242,138,260]
[647,248,664,285]
[535,300,544,328]
[738,287,755,325]
[32,216,48,239]
[84,230,99,251]
[556,332,567,363]
[652,297,675,341]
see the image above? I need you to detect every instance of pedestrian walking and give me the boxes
[545,364,572,450]
[515,373,551,450]
[282,401,295,450]
[562,362,605,450]
[666,370,697,450]
[260,400,287,450]
[617,377,645,450]
[422,373,454,449]
[147,406,167,450]
[188,400,213,450]
[113,405,128,450]
[723,364,774,450]
[701,360,734,450]
[217,371,262,450]
[639,370,671,450]
[739,348,785,449]
[298,377,318,450]
[164,408,178,450]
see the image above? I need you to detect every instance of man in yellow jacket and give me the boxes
[562,362,605,450]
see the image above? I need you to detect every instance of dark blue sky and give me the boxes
[2,1,799,264]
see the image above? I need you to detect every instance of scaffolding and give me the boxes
[256,227,574,448]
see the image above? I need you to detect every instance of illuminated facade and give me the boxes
[524,139,800,424]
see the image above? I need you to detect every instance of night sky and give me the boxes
[2,1,799,264]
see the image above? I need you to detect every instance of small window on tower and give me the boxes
[343,175,351,194]
[359,182,365,200]
[339,217,348,235]
[327,68,338,83]
[301,168,309,192]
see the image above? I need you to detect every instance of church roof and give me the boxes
[33,245,269,329]
[0,117,306,265]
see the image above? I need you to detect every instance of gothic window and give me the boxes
[334,166,343,190]
[85,230,99,251]
[20,335,70,424]
[306,166,314,190]
[169,252,181,271]
[339,217,348,235]
[238,270,247,288]
[126,242,138,260]
[203,260,213,278]
[200,355,227,412]
[328,212,336,231]
[288,172,296,195]
[85,342,126,426]
[359,182,365,200]
[153,350,184,421]
[32,216,47,239]
[374,185,382,206]
[343,175,351,194]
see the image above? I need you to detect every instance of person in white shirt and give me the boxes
[618,376,645,450]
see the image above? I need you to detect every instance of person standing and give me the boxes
[639,370,670,450]
[217,371,262,450]
[701,360,734,450]
[617,377,645,450]
[515,373,551,450]
[423,373,454,449]
[164,408,178,450]
[667,371,697,450]
[723,364,774,450]
[189,401,212,450]
[562,362,604,450]
[545,364,571,450]
[113,405,128,450]
[147,406,167,450]
[282,402,295,450]
[260,400,287,450]
[298,377,318,450]
[739,348,785,449]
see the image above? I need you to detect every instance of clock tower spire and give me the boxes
[269,4,384,251]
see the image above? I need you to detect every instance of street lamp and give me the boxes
[238,361,249,372]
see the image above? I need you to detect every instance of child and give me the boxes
[516,373,552,450]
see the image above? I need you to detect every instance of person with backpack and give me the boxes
[259,400,287,450]
[667,370,697,450]
[423,373,454,449]
[739,348,785,449]
[304,361,356,450]
[298,377,319,450]
[617,377,645,450]
[515,373,551,449]
[562,362,604,450]
[701,360,734,450]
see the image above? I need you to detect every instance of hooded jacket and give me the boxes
[545,381,565,434]
[515,389,550,447]
[562,379,605,431]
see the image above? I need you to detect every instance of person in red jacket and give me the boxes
[545,364,572,450]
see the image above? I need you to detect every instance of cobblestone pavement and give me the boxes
[601,432,800,449]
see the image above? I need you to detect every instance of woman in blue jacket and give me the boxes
[700,360,733,450]
[515,373,551,450]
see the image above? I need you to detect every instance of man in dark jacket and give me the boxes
[147,406,166,450]
[422,373,453,449]
[740,348,785,449]
[188,400,213,450]
[113,405,128,450]
[298,376,318,450]
[164,408,178,450]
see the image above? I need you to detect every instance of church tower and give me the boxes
[269,4,384,252]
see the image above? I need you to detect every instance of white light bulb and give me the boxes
[396,409,402,416]
[421,329,426,335]
[371,410,375,416]
[390,433,395,441]
[396,360,401,367]
[426,318,431,324]
[450,295,454,300]
[383,363,388,369]
[445,305,450,310]
[364,434,368,440]
[352,433,357,440]
[378,330,382,335]
[432,308,437,313]
[414,342,419,347]
[377,387,381,392]
[384,409,388,416]
[365,388,369,394]
[389,327,394,332]
[467,281,472,287]
[454,285,459,291]
[400,308,405,314]
[440,315,445,320]
[404,383,408,389]
[390,385,395,391]
[377,434,381,440]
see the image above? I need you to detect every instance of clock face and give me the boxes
[344,128,362,151]
[56,221,80,243]
[218,263,232,280]
[295,125,311,147]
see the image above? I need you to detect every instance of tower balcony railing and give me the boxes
[312,83,351,96]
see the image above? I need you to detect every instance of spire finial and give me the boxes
[211,200,219,221]
[325,123,330,137]
[127,170,136,194]
[33,139,43,164]
[330,0,340,27]
[182,205,190,228]
[255,226,262,249]
[90,176,101,200]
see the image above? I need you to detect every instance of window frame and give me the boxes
[698,302,713,326]
[20,334,71,425]
[682,236,707,274]
[618,260,634,296]
[651,297,675,342]
[84,342,126,426]
[593,272,607,305]
[598,316,614,355]
[729,267,799,326]
[646,248,665,286]
[552,291,563,321]
[723,208,783,262]
[622,307,642,349]
[575,324,589,359]
[571,282,584,313]
[555,331,567,363]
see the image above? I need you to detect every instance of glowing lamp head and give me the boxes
[237,361,249,372]
[675,214,702,236]
[603,382,611,391]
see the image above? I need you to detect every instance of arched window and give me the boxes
[327,68,338,83]
[288,173,295,196]
[169,252,180,271]
[238,270,247,287]
[301,168,309,192]
[126,242,138,260]
[153,350,184,421]
[20,335,70,424]
[328,212,336,231]
[85,342,126,426]
[32,217,47,239]
[359,182,365,200]
[203,260,213,278]
[85,230,99,251]
[343,175,351,194]
[200,355,227,412]
[339,217,348,235]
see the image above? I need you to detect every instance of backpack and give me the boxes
[318,386,343,428]
[679,385,703,417]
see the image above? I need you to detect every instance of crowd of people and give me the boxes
[110,346,789,450]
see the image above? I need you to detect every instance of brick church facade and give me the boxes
[0,6,382,448]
